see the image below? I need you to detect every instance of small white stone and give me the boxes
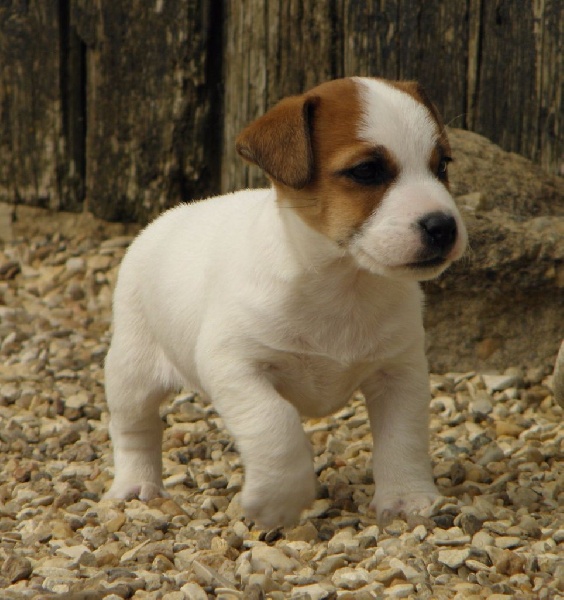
[553,529,564,543]
[284,566,316,586]
[225,493,244,520]
[42,578,71,594]
[332,567,371,590]
[120,540,151,563]
[384,583,416,598]
[429,527,471,546]
[180,583,208,600]
[465,559,491,572]
[234,553,252,585]
[247,573,272,591]
[290,583,334,600]
[87,255,112,271]
[388,557,419,580]
[412,524,428,541]
[250,546,297,572]
[55,545,91,561]
[357,524,380,541]
[100,235,134,249]
[301,498,332,519]
[65,257,86,274]
[163,473,188,488]
[469,393,493,416]
[192,560,236,588]
[232,521,249,538]
[327,528,359,553]
[430,395,457,417]
[482,374,519,393]
[316,553,348,575]
[437,548,472,569]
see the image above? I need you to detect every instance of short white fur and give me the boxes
[104,77,467,528]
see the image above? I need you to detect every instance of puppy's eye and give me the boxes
[437,157,452,181]
[344,160,391,186]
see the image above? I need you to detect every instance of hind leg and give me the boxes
[103,340,172,501]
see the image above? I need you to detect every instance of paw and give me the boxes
[104,481,167,502]
[242,470,316,529]
[370,488,442,526]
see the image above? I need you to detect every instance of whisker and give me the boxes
[280,198,319,208]
[444,113,468,128]
[278,202,318,210]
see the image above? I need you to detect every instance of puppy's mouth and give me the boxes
[406,255,447,269]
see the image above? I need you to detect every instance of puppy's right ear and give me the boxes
[236,95,319,189]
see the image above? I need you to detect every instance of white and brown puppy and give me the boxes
[104,77,467,528]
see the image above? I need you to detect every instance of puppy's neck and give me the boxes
[275,189,348,273]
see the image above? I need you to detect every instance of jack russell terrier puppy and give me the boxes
[104,77,467,528]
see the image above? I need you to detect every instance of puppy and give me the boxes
[104,77,467,528]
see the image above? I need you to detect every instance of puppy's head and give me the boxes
[236,77,467,281]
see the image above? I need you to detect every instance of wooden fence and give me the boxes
[0,0,561,223]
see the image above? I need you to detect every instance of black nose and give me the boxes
[418,212,457,253]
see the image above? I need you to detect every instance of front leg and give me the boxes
[361,349,440,524]
[204,361,316,529]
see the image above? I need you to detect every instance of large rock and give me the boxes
[424,128,563,372]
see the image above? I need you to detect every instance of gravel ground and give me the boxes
[0,222,562,600]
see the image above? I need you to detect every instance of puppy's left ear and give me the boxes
[236,94,319,189]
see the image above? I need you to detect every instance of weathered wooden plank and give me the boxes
[267,0,338,99]
[221,0,338,193]
[534,0,562,174]
[465,0,481,130]
[221,0,269,192]
[342,0,471,129]
[343,0,401,79]
[72,0,218,223]
[0,1,64,208]
[397,0,469,128]
[473,1,538,160]
[60,0,87,211]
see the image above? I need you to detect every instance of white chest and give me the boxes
[263,352,376,418]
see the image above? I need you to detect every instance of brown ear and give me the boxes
[235,94,318,189]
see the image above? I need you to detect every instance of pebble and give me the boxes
[469,392,493,417]
[250,545,297,572]
[3,554,33,583]
[438,548,472,569]
[482,374,521,393]
[429,527,471,546]
[495,536,522,549]
[553,529,564,543]
[316,553,349,575]
[291,583,334,600]
[331,567,371,589]
[286,521,318,542]
[327,528,359,553]
[384,583,416,598]
[478,444,505,465]
[0,215,562,599]
[495,421,523,438]
[372,567,404,585]
[492,550,526,575]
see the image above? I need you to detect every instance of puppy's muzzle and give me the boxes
[412,211,458,267]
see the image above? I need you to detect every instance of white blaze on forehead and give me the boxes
[353,77,439,174]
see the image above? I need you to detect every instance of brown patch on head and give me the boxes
[236,78,398,244]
